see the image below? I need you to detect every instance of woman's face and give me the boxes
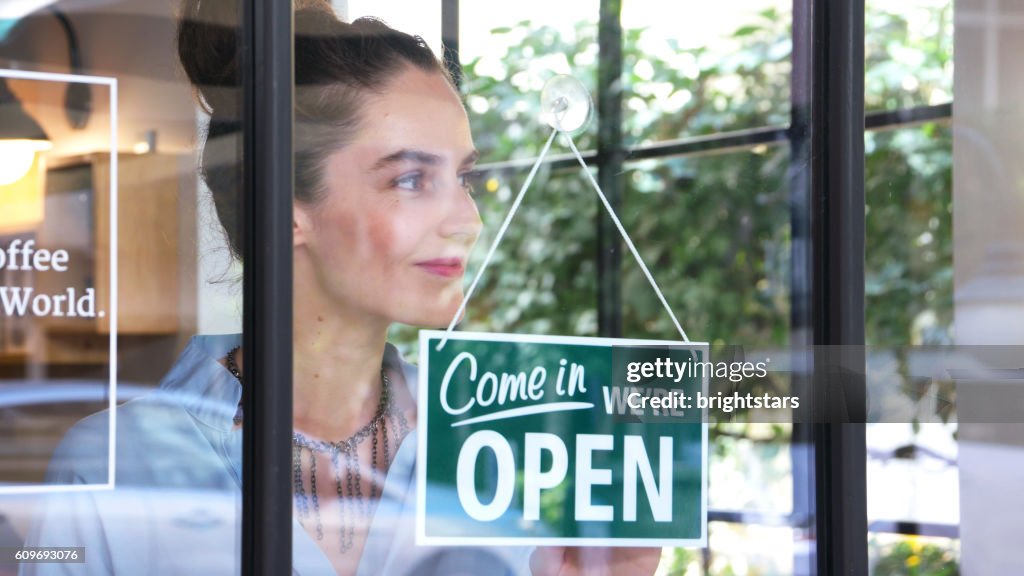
[295,66,482,328]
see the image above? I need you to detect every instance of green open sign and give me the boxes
[416,330,708,547]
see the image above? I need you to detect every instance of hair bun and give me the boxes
[176,0,339,117]
[176,0,241,117]
[295,0,335,13]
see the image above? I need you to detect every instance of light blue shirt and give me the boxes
[20,334,531,575]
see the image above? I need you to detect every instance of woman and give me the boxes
[22,2,659,575]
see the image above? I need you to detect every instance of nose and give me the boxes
[441,180,482,243]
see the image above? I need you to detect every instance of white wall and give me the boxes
[954,0,1024,572]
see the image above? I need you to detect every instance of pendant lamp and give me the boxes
[0,76,52,185]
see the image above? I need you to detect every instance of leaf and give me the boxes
[732,25,761,38]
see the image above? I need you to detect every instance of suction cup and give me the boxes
[539,75,592,133]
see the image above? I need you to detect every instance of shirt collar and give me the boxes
[157,334,415,431]
[157,333,242,431]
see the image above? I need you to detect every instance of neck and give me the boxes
[291,259,392,440]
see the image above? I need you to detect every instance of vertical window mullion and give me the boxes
[597,0,624,337]
[808,0,868,574]
[241,0,294,574]
[789,1,816,574]
[441,0,462,89]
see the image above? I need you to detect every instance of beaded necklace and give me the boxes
[225,346,411,553]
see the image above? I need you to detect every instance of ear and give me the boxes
[293,203,313,248]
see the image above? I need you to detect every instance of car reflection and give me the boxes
[0,382,530,575]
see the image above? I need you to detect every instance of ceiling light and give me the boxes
[0,0,59,21]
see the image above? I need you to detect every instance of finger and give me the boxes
[529,546,566,576]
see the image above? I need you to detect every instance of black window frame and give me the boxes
[241,0,294,574]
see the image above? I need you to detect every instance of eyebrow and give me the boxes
[372,149,480,171]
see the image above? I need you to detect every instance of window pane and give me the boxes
[865,0,953,113]
[621,149,790,344]
[622,0,791,144]
[461,1,601,160]
[869,533,960,576]
[864,4,958,561]
[0,1,245,573]
[865,124,953,347]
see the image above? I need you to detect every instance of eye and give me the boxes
[393,172,424,191]
[459,171,477,195]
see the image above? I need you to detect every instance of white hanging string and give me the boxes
[435,122,692,350]
[562,134,690,343]
[436,129,559,350]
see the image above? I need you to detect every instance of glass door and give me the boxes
[0,1,249,573]
[300,1,823,574]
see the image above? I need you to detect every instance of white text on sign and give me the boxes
[456,431,673,523]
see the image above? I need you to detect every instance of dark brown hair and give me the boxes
[176,0,452,260]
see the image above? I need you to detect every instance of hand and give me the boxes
[529,546,661,576]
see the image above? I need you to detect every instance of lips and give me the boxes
[415,258,465,278]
